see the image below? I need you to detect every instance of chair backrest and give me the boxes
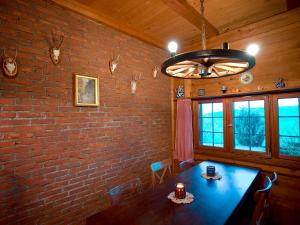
[179,160,196,172]
[108,178,142,206]
[251,176,273,225]
[150,158,172,188]
[271,172,278,184]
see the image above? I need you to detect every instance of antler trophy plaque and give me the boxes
[49,31,64,65]
[2,48,18,78]
[131,73,142,94]
[152,66,159,79]
[109,54,120,74]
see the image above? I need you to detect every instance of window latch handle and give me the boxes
[227,124,233,127]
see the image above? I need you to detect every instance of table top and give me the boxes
[86,161,260,225]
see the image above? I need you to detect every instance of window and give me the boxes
[198,102,224,148]
[232,100,266,152]
[193,92,300,161]
[277,97,300,156]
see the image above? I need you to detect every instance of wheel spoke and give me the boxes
[217,62,248,68]
[212,67,220,77]
[214,65,241,72]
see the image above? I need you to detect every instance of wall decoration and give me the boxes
[257,86,264,91]
[176,85,185,98]
[109,54,120,74]
[74,74,99,106]
[221,85,228,94]
[240,72,253,84]
[49,31,64,65]
[275,78,285,88]
[2,48,18,78]
[231,88,240,93]
[152,66,159,79]
[198,89,205,96]
[130,73,142,94]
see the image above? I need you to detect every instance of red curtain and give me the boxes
[174,99,194,161]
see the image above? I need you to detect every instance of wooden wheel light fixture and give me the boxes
[161,0,256,79]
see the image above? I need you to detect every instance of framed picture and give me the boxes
[74,74,99,106]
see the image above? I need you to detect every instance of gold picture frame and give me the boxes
[74,74,99,106]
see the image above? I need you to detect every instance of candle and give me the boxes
[206,166,216,177]
[175,183,186,199]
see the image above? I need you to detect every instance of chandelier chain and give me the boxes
[200,0,206,50]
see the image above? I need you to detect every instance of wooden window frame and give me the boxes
[193,91,300,163]
[228,95,271,157]
[193,99,228,152]
[271,92,300,161]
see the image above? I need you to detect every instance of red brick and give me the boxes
[0,98,15,105]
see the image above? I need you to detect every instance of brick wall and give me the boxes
[0,0,171,224]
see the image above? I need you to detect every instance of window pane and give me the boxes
[213,103,223,117]
[200,132,213,146]
[198,102,224,148]
[214,133,224,147]
[279,137,300,156]
[234,133,250,150]
[234,117,249,134]
[201,103,212,117]
[233,101,249,117]
[200,118,213,132]
[213,118,223,132]
[278,97,300,157]
[250,117,265,135]
[251,135,266,152]
[279,117,299,136]
[278,98,298,116]
[233,100,266,152]
[250,100,265,117]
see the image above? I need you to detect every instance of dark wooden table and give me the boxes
[86,161,260,225]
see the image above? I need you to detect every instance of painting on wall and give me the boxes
[74,74,99,106]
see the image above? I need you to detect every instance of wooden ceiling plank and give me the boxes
[161,0,218,37]
[52,0,165,49]
[183,7,300,51]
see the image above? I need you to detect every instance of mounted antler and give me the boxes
[4,48,17,60]
[52,32,64,49]
[133,73,142,81]
[109,54,120,74]
[131,73,142,94]
[49,30,64,65]
[152,66,159,79]
[2,48,18,77]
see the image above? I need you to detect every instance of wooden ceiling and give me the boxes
[53,0,299,51]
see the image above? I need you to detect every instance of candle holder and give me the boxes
[206,166,216,177]
[175,183,186,199]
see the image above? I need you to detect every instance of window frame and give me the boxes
[193,99,228,152]
[227,95,271,156]
[271,92,300,161]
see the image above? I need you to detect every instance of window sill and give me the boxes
[194,149,300,177]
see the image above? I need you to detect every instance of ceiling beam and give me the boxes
[286,0,300,10]
[52,0,166,49]
[161,0,218,37]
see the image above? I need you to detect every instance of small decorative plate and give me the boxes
[167,192,194,204]
[240,72,253,84]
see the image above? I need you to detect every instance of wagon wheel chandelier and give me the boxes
[161,0,256,79]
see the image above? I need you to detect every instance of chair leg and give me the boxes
[168,166,172,175]
[151,172,155,189]
[159,168,167,184]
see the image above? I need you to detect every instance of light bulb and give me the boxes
[246,43,260,56]
[167,41,178,54]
